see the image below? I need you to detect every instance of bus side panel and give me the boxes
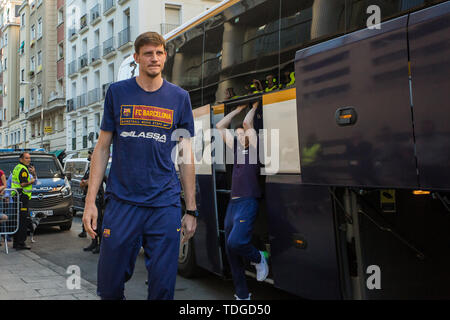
[357,190,450,299]
[295,15,418,189]
[409,1,450,190]
[194,174,224,276]
[265,175,341,299]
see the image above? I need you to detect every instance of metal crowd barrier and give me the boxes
[0,188,20,254]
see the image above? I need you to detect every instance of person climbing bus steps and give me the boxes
[216,101,269,300]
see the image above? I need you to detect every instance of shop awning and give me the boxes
[49,149,65,157]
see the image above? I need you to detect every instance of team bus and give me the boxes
[118,0,450,299]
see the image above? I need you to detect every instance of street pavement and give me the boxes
[0,246,98,300]
[0,216,298,300]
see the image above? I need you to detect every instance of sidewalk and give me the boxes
[0,246,99,300]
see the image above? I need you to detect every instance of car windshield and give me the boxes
[64,161,88,177]
[0,156,63,179]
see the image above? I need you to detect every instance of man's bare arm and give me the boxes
[243,101,259,148]
[83,130,112,238]
[178,137,197,243]
[216,105,246,149]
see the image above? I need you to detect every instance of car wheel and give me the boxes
[60,221,72,231]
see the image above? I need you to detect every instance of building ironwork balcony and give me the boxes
[68,60,78,77]
[103,0,116,15]
[80,13,88,33]
[102,82,112,98]
[67,98,76,112]
[103,37,116,58]
[77,94,88,109]
[91,3,101,25]
[118,26,132,50]
[68,27,78,40]
[90,45,102,65]
[88,88,101,105]
[160,23,179,35]
[79,54,89,72]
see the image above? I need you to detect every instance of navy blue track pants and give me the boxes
[97,197,181,300]
[224,197,261,299]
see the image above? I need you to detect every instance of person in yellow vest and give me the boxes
[264,74,278,92]
[11,152,36,250]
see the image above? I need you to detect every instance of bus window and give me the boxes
[345,0,445,33]
[280,0,346,90]
[164,24,204,108]
[203,0,281,105]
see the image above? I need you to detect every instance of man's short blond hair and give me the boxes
[134,32,166,54]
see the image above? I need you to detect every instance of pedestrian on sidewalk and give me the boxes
[81,150,105,254]
[216,101,269,300]
[83,31,197,300]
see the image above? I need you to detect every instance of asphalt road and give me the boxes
[30,215,299,300]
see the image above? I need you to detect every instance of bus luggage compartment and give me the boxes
[295,15,417,189]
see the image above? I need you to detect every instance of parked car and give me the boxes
[64,158,89,215]
[0,150,74,231]
[64,157,111,215]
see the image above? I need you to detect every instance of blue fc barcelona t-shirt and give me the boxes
[100,77,195,207]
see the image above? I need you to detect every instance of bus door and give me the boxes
[191,104,224,276]
[212,97,264,276]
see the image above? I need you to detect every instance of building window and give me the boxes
[38,17,42,38]
[30,56,35,72]
[72,120,77,150]
[37,86,42,106]
[21,13,25,27]
[31,24,35,39]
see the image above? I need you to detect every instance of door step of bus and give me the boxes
[216,189,231,194]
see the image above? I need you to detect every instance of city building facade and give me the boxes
[65,0,219,155]
[0,0,217,154]
[0,0,22,149]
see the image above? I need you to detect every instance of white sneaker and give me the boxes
[252,251,269,282]
[234,293,251,300]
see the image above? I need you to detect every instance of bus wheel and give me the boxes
[178,229,199,278]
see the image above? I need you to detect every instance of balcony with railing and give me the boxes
[77,94,88,109]
[80,13,88,33]
[103,37,116,58]
[88,88,101,105]
[67,98,77,112]
[68,60,78,77]
[79,54,89,72]
[91,3,101,25]
[118,27,132,50]
[102,82,112,98]
[90,45,101,65]
[161,23,180,35]
[68,26,78,40]
[103,0,116,15]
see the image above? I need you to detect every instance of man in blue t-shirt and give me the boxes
[216,101,269,300]
[83,32,198,300]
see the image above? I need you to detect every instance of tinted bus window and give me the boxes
[280,0,346,90]
[203,0,281,105]
[164,24,204,108]
[345,0,445,32]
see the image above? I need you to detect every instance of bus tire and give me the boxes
[178,234,199,278]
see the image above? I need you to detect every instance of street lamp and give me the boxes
[20,81,44,149]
